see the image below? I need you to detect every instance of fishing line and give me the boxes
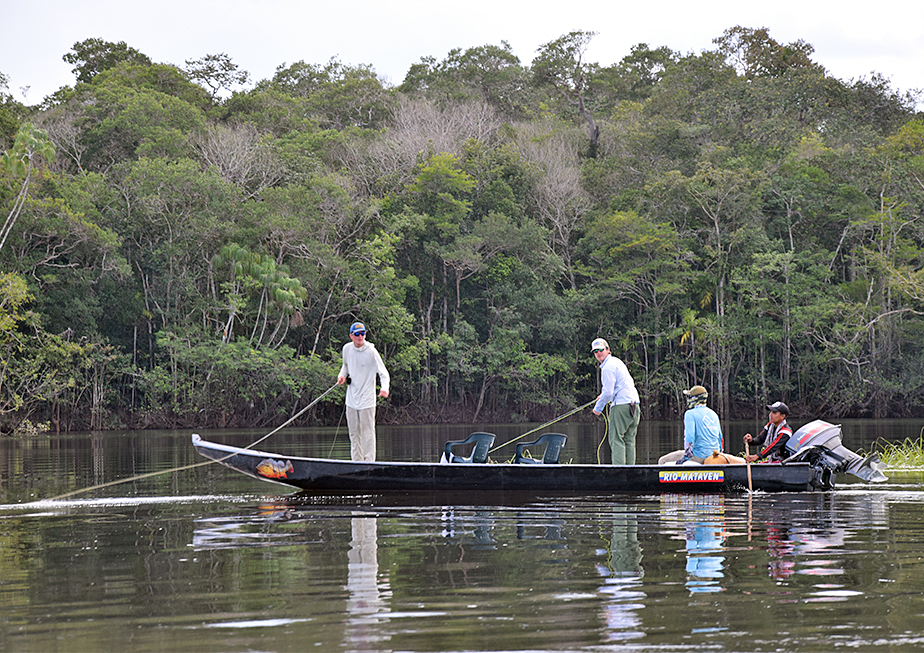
[597,405,610,464]
[489,400,595,454]
[244,383,339,452]
[327,406,346,458]
[47,383,341,501]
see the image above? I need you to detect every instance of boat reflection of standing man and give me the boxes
[344,515,391,651]
[602,510,643,578]
[597,508,644,642]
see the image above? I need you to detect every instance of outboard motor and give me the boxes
[782,419,888,483]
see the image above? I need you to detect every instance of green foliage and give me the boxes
[81,82,207,164]
[0,122,55,177]
[712,26,823,80]
[0,272,129,431]
[137,332,336,428]
[221,88,318,137]
[578,209,688,318]
[445,320,573,421]
[90,62,210,106]
[63,38,153,84]
[593,44,679,103]
[400,42,532,119]
[4,27,924,429]
[117,157,237,334]
[0,271,32,338]
[213,242,308,348]
[1,123,57,252]
[184,53,250,100]
[873,434,924,469]
[0,72,27,146]
[258,58,392,129]
[533,30,604,155]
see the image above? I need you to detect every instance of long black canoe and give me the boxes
[191,433,830,494]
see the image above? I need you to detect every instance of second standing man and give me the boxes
[591,338,641,465]
[337,322,390,462]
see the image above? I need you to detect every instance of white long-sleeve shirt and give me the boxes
[339,341,390,410]
[593,353,640,413]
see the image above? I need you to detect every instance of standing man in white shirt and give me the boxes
[337,322,390,462]
[590,338,641,465]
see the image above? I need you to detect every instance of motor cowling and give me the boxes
[783,419,887,483]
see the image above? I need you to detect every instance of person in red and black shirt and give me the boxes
[743,401,792,463]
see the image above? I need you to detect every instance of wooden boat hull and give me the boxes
[192,434,828,494]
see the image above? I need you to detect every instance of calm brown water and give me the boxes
[1,419,923,652]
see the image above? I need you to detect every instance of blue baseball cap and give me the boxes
[350,322,366,335]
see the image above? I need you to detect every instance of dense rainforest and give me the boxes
[1,27,923,434]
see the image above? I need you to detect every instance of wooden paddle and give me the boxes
[745,440,753,493]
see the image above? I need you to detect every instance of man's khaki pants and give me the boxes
[346,405,377,462]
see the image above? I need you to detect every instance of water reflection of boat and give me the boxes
[750,492,890,583]
[190,508,393,648]
[661,495,727,593]
[192,423,884,495]
[685,522,726,591]
[440,508,496,547]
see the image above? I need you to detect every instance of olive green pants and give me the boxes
[608,403,641,465]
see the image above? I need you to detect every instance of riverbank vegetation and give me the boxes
[873,432,924,469]
[2,27,923,433]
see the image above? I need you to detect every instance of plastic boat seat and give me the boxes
[443,432,496,463]
[515,433,567,464]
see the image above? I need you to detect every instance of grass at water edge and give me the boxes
[866,426,924,470]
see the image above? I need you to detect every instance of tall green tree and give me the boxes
[118,157,237,336]
[400,42,531,118]
[0,123,56,252]
[77,68,208,168]
[260,58,392,129]
[712,26,823,80]
[0,72,26,146]
[63,38,153,84]
[593,43,679,104]
[212,242,308,349]
[184,53,250,101]
[533,30,602,157]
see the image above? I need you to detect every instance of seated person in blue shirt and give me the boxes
[658,385,724,465]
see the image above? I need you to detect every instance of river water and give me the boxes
[1,419,923,652]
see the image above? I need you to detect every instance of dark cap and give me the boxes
[766,401,789,415]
